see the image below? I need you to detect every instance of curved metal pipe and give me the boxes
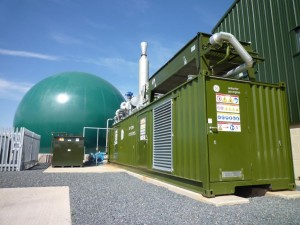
[209,32,253,78]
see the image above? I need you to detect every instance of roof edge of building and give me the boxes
[211,0,240,33]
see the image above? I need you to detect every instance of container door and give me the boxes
[137,113,149,167]
[206,79,252,182]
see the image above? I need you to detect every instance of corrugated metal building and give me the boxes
[212,0,300,179]
[212,0,300,124]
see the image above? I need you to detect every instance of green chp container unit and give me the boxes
[109,32,295,197]
[52,136,84,167]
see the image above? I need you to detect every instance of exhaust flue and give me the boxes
[139,42,149,105]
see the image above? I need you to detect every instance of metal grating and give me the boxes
[153,100,173,172]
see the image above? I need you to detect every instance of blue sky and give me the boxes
[0,0,234,127]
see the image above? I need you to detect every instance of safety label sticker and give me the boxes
[216,93,241,132]
[216,94,239,104]
[114,130,118,145]
[140,118,146,140]
[216,103,240,113]
[121,129,124,140]
[217,112,240,122]
[217,122,241,132]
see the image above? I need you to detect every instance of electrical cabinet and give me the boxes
[52,136,84,167]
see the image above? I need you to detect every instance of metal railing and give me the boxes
[0,127,40,171]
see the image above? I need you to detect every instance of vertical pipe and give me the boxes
[96,129,99,151]
[106,118,114,154]
[139,42,149,105]
[83,127,86,154]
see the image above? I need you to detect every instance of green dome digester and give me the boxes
[14,72,124,153]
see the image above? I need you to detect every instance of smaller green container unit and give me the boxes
[52,136,84,167]
[108,33,295,197]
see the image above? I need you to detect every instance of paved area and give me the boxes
[44,164,125,173]
[0,186,71,225]
[266,190,300,199]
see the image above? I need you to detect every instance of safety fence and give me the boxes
[0,127,40,171]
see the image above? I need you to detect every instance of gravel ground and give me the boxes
[0,164,300,225]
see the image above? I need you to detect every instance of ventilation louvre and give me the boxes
[153,100,172,172]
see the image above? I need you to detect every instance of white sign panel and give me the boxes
[215,92,241,132]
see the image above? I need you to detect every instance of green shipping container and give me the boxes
[109,33,295,197]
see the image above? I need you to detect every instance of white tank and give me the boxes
[120,102,127,110]
[130,96,139,107]
[125,101,131,110]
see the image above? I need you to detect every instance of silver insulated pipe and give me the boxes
[209,32,253,78]
[139,42,149,105]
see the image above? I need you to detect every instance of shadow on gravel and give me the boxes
[28,163,51,171]
[28,162,104,170]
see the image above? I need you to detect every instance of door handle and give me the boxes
[209,126,218,133]
[144,135,148,144]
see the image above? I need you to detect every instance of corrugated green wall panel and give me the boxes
[111,115,138,166]
[287,0,300,28]
[213,0,300,124]
[249,84,294,181]
[172,79,203,181]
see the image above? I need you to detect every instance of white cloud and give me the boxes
[147,39,182,74]
[83,39,181,79]
[0,78,33,101]
[85,57,138,78]
[51,33,83,45]
[0,48,60,61]
[85,19,115,31]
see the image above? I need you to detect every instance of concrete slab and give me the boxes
[203,195,250,206]
[266,190,300,199]
[44,164,125,173]
[126,171,249,206]
[0,186,71,225]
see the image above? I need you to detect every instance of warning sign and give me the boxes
[217,112,240,122]
[217,122,241,132]
[140,118,146,140]
[114,130,118,145]
[216,94,239,104]
[216,93,241,132]
[216,103,240,113]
